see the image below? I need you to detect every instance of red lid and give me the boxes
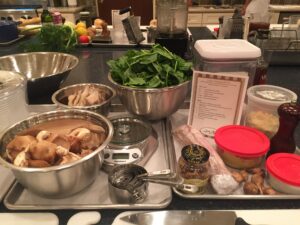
[213,27,219,32]
[214,125,269,157]
[266,153,300,186]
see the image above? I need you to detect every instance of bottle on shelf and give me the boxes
[41,0,53,25]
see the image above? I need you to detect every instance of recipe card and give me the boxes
[188,71,248,137]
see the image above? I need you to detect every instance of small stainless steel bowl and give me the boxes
[0,109,113,198]
[108,73,190,120]
[0,52,79,100]
[52,83,116,116]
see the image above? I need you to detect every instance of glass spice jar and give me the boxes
[177,144,210,194]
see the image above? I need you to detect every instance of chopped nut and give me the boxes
[243,182,260,195]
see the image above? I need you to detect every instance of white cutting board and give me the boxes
[0,213,59,225]
[112,209,300,225]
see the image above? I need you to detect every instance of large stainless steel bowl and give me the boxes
[52,83,116,116]
[0,110,113,198]
[0,52,79,100]
[108,73,190,120]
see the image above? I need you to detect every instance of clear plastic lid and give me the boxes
[109,115,151,146]
[0,70,26,99]
[194,39,261,60]
[247,85,298,107]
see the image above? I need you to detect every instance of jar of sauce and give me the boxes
[177,144,210,194]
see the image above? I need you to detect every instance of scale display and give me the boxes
[103,148,143,166]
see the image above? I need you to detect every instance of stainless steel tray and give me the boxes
[3,106,173,210]
[168,109,300,199]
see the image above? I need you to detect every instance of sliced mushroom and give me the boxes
[68,128,91,140]
[6,135,36,161]
[56,145,69,157]
[36,131,70,150]
[58,152,81,165]
[13,149,30,167]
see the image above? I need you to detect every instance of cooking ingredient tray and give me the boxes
[3,107,173,210]
[169,109,300,199]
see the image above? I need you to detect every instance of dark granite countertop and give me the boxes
[0,32,300,224]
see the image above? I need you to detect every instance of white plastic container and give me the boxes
[245,85,297,138]
[193,39,261,86]
[0,70,28,133]
[266,153,300,195]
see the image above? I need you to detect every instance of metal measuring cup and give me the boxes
[108,164,149,204]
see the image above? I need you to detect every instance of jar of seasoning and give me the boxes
[79,11,92,27]
[177,144,210,194]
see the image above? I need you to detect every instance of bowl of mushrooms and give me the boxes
[52,83,116,116]
[0,109,113,198]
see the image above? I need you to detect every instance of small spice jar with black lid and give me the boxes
[177,144,210,194]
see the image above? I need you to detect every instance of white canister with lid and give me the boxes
[193,39,261,87]
[0,70,29,133]
[245,84,297,138]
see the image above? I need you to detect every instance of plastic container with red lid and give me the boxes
[214,125,270,169]
[266,153,300,194]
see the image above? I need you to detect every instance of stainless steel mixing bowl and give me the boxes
[0,52,79,100]
[108,73,191,120]
[51,83,116,116]
[0,109,113,198]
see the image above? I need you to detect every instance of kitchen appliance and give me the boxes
[103,115,157,172]
[118,210,255,225]
[155,0,189,57]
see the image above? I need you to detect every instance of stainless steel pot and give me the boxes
[0,109,113,198]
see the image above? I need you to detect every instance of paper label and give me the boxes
[188,71,248,137]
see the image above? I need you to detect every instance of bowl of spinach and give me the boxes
[107,44,192,120]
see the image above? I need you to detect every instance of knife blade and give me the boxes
[119,210,256,225]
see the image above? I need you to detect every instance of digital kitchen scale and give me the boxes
[103,115,158,172]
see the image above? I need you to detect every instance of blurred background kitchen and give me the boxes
[1,0,300,25]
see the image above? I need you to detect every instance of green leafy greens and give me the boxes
[107,44,193,88]
[21,24,77,53]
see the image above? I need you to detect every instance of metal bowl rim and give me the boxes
[51,83,116,109]
[0,109,113,173]
[108,73,191,92]
[0,52,79,81]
